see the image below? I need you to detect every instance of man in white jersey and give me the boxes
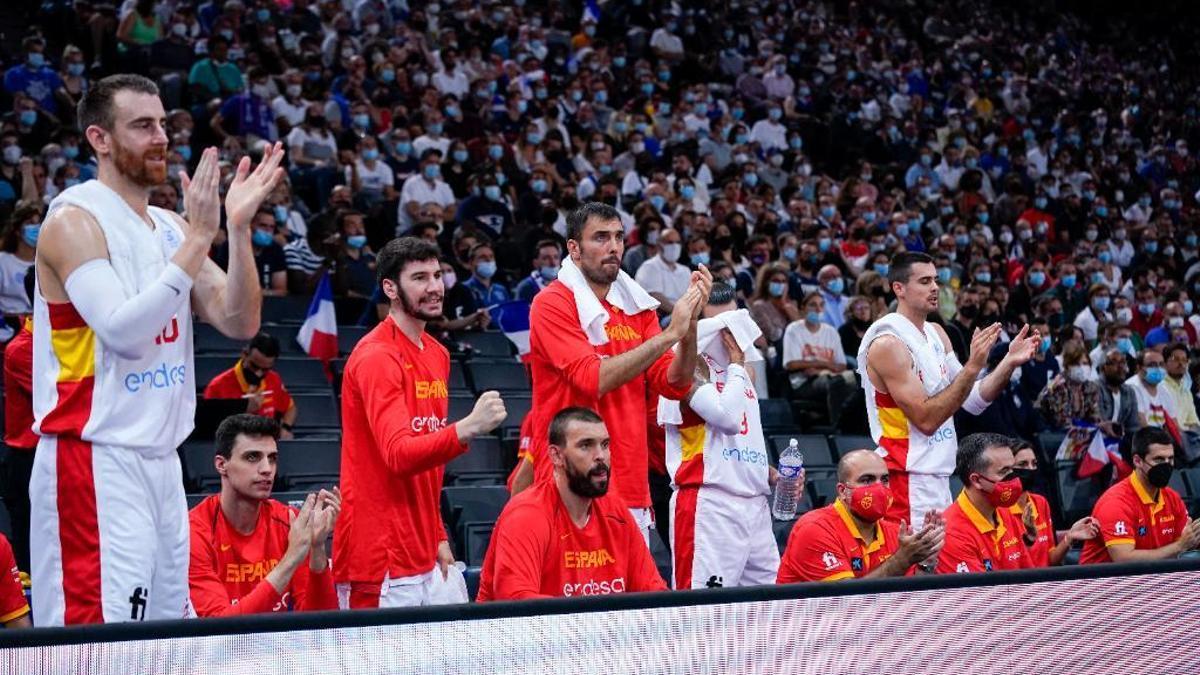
[661,282,802,589]
[859,252,1040,525]
[29,74,282,625]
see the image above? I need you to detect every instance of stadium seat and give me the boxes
[464,566,482,602]
[261,296,314,325]
[772,518,798,555]
[194,355,236,389]
[337,325,369,355]
[268,325,303,354]
[448,362,468,393]
[466,360,530,393]
[1180,468,1200,510]
[769,434,834,467]
[832,435,876,458]
[271,357,332,392]
[807,477,839,508]
[453,331,515,358]
[500,395,532,439]
[445,436,508,484]
[185,493,211,510]
[193,323,246,354]
[1037,431,1067,458]
[277,439,340,491]
[462,522,495,566]
[449,395,476,422]
[441,486,510,536]
[180,440,220,492]
[949,475,964,501]
[758,399,795,434]
[648,527,671,585]
[1055,462,1108,524]
[291,392,341,431]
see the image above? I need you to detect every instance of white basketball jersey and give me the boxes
[32,180,195,455]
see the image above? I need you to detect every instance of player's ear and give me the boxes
[381,277,398,301]
[548,443,564,468]
[566,238,580,260]
[214,454,228,477]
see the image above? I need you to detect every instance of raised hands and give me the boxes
[1002,324,1042,368]
[225,141,287,229]
[179,146,223,243]
[966,322,1003,371]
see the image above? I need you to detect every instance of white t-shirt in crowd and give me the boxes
[286,126,338,165]
[397,174,455,231]
[0,252,33,314]
[749,119,787,152]
[781,320,846,389]
[635,255,691,304]
[346,158,395,194]
[271,96,308,127]
[1125,375,1181,428]
[413,134,451,159]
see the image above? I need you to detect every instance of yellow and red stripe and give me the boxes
[672,423,706,588]
[874,390,913,521]
[38,303,96,436]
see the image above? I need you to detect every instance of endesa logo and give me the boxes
[411,415,448,432]
[124,362,187,392]
[562,577,626,596]
[721,447,770,466]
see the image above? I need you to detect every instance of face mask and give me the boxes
[1060,274,1076,289]
[539,265,560,281]
[428,122,443,135]
[476,260,497,279]
[767,281,787,298]
[1114,228,1126,240]
[1067,365,1093,383]
[743,173,759,187]
[806,310,822,324]
[26,53,44,69]
[531,179,549,194]
[650,194,667,211]
[999,231,1013,245]
[251,229,274,247]
[346,235,368,249]
[1039,336,1052,353]
[18,110,36,127]
[1092,296,1111,312]
[452,149,469,163]
[937,268,952,284]
[817,237,832,252]
[980,473,1023,508]
[630,141,646,154]
[1185,301,1195,315]
[483,185,502,201]
[955,234,969,247]
[845,482,892,523]
[1012,467,1039,492]
[362,148,380,161]
[241,365,264,387]
[1116,337,1134,354]
[975,272,992,284]
[680,185,696,200]
[21,224,39,247]
[825,277,844,294]
[1144,367,1166,386]
[661,243,682,263]
[1145,241,1159,254]
[1145,462,1174,489]
[1028,271,1046,287]
[1138,302,1156,316]
[874,263,890,277]
[424,164,440,180]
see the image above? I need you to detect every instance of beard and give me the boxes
[399,287,443,321]
[580,254,621,286]
[111,136,167,187]
[565,460,610,498]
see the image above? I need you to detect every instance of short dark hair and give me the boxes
[1164,342,1189,362]
[548,407,604,447]
[247,331,280,358]
[1132,426,1174,460]
[215,414,280,459]
[888,251,935,286]
[77,74,160,133]
[534,239,561,255]
[708,280,736,306]
[376,236,441,285]
[956,432,1014,482]
[566,202,621,242]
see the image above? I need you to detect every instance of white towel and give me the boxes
[557,255,659,346]
[657,309,763,426]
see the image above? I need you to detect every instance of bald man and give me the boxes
[777,450,945,583]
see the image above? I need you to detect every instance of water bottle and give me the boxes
[773,439,804,520]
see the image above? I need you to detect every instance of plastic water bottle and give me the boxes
[773,439,804,520]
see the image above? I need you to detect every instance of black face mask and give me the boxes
[242,363,264,386]
[978,313,1000,326]
[1145,462,1173,489]
[1012,467,1039,492]
[958,305,978,320]
[852,317,872,330]
[306,116,326,128]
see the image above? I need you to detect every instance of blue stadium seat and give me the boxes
[832,435,876,459]
[648,527,671,585]
[1055,462,1108,524]
[449,395,475,422]
[277,439,340,491]
[807,477,839,508]
[464,566,482,602]
[448,362,468,393]
[466,360,530,393]
[773,518,798,556]
[442,486,510,555]
[500,395,532,439]
[194,355,237,389]
[267,325,303,354]
[758,399,795,433]
[180,440,220,492]
[453,331,515,358]
[769,434,834,467]
[1180,468,1200,510]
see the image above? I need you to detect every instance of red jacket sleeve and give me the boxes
[1092,494,1138,549]
[0,535,29,624]
[350,344,467,475]
[488,503,554,600]
[188,521,283,617]
[530,291,601,399]
[625,516,667,593]
[777,518,856,583]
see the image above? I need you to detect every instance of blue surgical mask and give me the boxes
[1034,197,1047,209]
[649,194,666,211]
[526,132,541,145]
[252,229,274,247]
[1139,302,1157,316]
[427,122,443,135]
[1061,274,1076,289]
[937,268,952,284]
[1093,296,1111,311]
[874,263,890,277]
[806,310,822,324]
[396,141,412,155]
[820,206,836,219]
[1145,241,1159,254]
[1029,271,1046,286]
[531,178,548,193]
[680,185,695,200]
[1095,206,1109,218]
[362,149,379,161]
[63,145,79,159]
[453,149,469,163]
[1186,234,1199,248]
[1040,336,1052,353]
[346,235,368,250]
[818,237,832,252]
[424,164,440,179]
[381,69,396,83]
[743,173,759,187]
[353,113,370,128]
[484,185,501,201]
[67,62,85,77]
[1145,367,1166,386]
[1091,272,1105,285]
[977,212,989,224]
[539,265,560,281]
[1185,301,1195,315]
[476,260,497,279]
[691,251,710,266]
[769,281,787,298]
[444,105,459,118]
[489,144,504,160]
[18,110,36,127]
[641,83,655,96]
[955,234,969,247]
[896,224,909,238]
[782,247,797,262]
[825,277,844,294]
[273,205,289,223]
[1116,337,1134,354]
[21,224,39,247]
[975,272,992,284]
[26,53,44,69]
[1098,251,1112,264]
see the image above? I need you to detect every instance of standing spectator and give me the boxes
[1009,441,1099,567]
[476,407,666,601]
[333,210,376,299]
[937,433,1034,573]
[235,206,288,295]
[203,332,299,439]
[1036,341,1104,431]
[515,240,561,302]
[1080,427,1200,564]
[334,238,507,609]
[188,415,339,616]
[635,227,692,321]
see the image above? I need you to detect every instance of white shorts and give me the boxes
[670,487,779,589]
[29,436,191,626]
[338,565,468,609]
[629,506,653,546]
[900,472,953,527]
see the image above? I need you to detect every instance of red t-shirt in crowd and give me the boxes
[1080,472,1189,564]
[476,480,666,601]
[334,318,466,586]
[0,533,29,624]
[1008,492,1055,568]
[778,500,905,583]
[188,495,337,616]
[527,282,690,508]
[203,360,295,420]
[938,492,1032,573]
[3,319,36,450]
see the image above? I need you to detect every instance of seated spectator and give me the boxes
[1080,427,1200,564]
[203,332,299,439]
[748,263,802,346]
[210,66,275,145]
[285,104,339,211]
[285,221,334,296]
[0,532,29,627]
[3,38,62,116]
[228,206,288,296]
[937,433,1034,573]
[838,295,877,367]
[0,202,39,319]
[1146,302,1197,348]
[816,265,848,328]
[1019,318,1060,404]
[1036,341,1103,431]
[456,172,516,239]
[431,259,489,333]
[635,227,691,321]
[476,407,666,600]
[777,450,944,583]
[332,210,377,299]
[188,415,339,616]
[345,135,395,212]
[1089,321,1137,370]
[1126,349,1182,433]
[1073,284,1112,343]
[782,292,854,415]
[1097,347,1141,442]
[515,239,561,302]
[463,242,510,322]
[186,35,242,102]
[1009,440,1099,567]
[398,149,455,234]
[1162,343,1200,462]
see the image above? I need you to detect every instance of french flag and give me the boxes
[495,300,532,361]
[297,272,338,369]
[1065,422,1131,479]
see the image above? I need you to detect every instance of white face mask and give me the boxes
[286,84,302,98]
[442,271,457,290]
[661,243,682,263]
[1067,365,1093,383]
